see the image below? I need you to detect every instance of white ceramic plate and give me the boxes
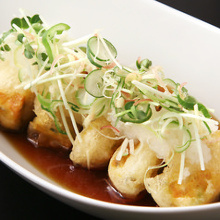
[1,0,220,219]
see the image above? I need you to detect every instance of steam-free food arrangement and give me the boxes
[1,10,220,207]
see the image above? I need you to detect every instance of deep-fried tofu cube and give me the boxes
[144,130,220,207]
[0,60,35,131]
[70,116,122,169]
[27,98,74,149]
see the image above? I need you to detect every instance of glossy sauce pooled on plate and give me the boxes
[3,131,157,206]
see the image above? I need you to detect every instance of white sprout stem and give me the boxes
[62,33,93,47]
[56,71,82,142]
[116,138,129,161]
[37,57,50,78]
[26,59,37,93]
[11,23,24,34]
[121,88,133,94]
[192,120,205,171]
[59,105,75,146]
[180,113,218,125]
[63,47,80,56]
[132,80,177,103]
[178,149,186,185]
[24,58,87,90]
[24,70,51,90]
[64,72,76,94]
[39,15,49,28]
[68,107,82,142]
[142,73,157,80]
[57,57,88,69]
[160,118,175,135]
[34,73,87,85]
[128,139,134,155]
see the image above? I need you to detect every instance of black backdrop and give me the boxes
[1,1,220,219]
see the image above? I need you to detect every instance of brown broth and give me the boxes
[2,131,157,207]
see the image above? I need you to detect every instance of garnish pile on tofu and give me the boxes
[1,10,220,207]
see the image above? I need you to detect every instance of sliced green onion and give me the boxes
[37,94,66,134]
[175,128,192,153]
[177,94,197,110]
[203,121,211,134]
[42,23,70,63]
[37,94,79,134]
[84,69,105,98]
[163,78,176,92]
[87,36,117,62]
[197,103,211,118]
[145,150,175,174]
[86,49,105,68]
[96,104,106,117]
[76,88,95,108]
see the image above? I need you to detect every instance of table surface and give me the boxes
[1,1,220,219]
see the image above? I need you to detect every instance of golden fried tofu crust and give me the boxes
[108,142,160,199]
[144,130,220,207]
[0,92,35,131]
[27,98,73,149]
[70,116,122,169]
[0,61,35,131]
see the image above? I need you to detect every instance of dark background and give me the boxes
[157,0,220,28]
[1,1,220,219]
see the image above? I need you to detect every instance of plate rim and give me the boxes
[1,150,220,214]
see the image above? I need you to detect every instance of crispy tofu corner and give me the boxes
[0,91,35,131]
[0,61,35,131]
[144,130,220,207]
[108,142,160,199]
[70,116,122,169]
[27,98,73,149]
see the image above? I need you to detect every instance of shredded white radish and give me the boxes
[116,138,129,161]
[58,105,75,146]
[24,58,88,90]
[62,33,93,47]
[56,70,82,142]
[132,80,177,103]
[192,120,205,171]
[178,150,186,184]
[128,139,134,155]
